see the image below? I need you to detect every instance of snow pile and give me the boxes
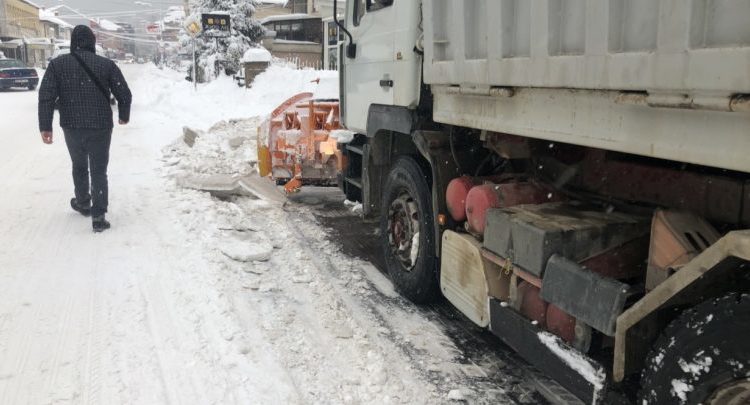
[150,63,337,185]
[242,47,272,63]
[171,119,261,177]
[312,76,339,100]
[219,231,274,262]
[133,63,336,132]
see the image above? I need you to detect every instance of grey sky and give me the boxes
[36,0,184,24]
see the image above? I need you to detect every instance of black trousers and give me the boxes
[63,128,112,218]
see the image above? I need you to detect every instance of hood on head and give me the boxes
[71,25,96,53]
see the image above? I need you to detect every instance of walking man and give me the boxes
[38,25,132,232]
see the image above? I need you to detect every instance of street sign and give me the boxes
[201,13,231,37]
[183,14,202,37]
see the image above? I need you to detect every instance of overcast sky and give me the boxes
[36,0,184,24]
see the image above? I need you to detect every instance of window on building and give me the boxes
[291,0,308,14]
[291,23,303,41]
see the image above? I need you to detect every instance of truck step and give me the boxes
[489,298,607,404]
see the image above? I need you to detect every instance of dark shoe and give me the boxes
[70,198,91,217]
[92,215,111,233]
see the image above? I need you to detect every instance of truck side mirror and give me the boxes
[334,0,356,59]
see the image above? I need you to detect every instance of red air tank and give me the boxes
[465,182,557,234]
[446,176,476,222]
[445,175,514,222]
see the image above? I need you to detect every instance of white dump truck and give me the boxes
[333,1,750,403]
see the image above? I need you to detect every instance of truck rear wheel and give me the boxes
[639,292,750,404]
[380,156,439,303]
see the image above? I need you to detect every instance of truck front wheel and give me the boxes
[380,156,439,304]
[639,292,750,404]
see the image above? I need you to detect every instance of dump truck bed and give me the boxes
[423,0,750,95]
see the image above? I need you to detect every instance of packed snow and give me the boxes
[670,379,693,402]
[537,331,606,392]
[0,63,535,404]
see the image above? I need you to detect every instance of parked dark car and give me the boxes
[0,59,39,91]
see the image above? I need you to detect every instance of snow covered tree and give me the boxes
[186,0,265,82]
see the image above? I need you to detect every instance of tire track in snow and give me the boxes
[45,294,76,396]
[285,194,549,404]
[82,287,103,405]
[280,207,492,403]
[2,303,43,405]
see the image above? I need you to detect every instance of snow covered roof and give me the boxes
[23,37,54,45]
[21,0,42,8]
[39,9,74,29]
[161,6,185,25]
[258,0,289,5]
[92,18,121,31]
[260,13,320,25]
[242,47,272,63]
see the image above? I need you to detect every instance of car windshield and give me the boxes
[0,59,26,69]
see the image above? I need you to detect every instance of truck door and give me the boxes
[342,0,420,134]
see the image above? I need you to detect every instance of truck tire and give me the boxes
[639,292,750,405]
[380,156,439,303]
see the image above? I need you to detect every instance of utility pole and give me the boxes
[183,0,197,91]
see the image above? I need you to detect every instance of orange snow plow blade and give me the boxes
[257,92,343,193]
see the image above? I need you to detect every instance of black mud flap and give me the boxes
[489,299,607,404]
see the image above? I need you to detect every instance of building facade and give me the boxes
[0,0,51,65]
[0,0,43,40]
[258,0,339,70]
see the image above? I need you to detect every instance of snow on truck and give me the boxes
[262,1,750,403]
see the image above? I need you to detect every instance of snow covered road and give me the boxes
[0,64,545,404]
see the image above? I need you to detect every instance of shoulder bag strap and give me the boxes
[71,52,110,102]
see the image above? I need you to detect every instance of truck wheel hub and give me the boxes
[387,192,420,271]
[706,379,750,405]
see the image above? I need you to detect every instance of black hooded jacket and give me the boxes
[38,25,132,132]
